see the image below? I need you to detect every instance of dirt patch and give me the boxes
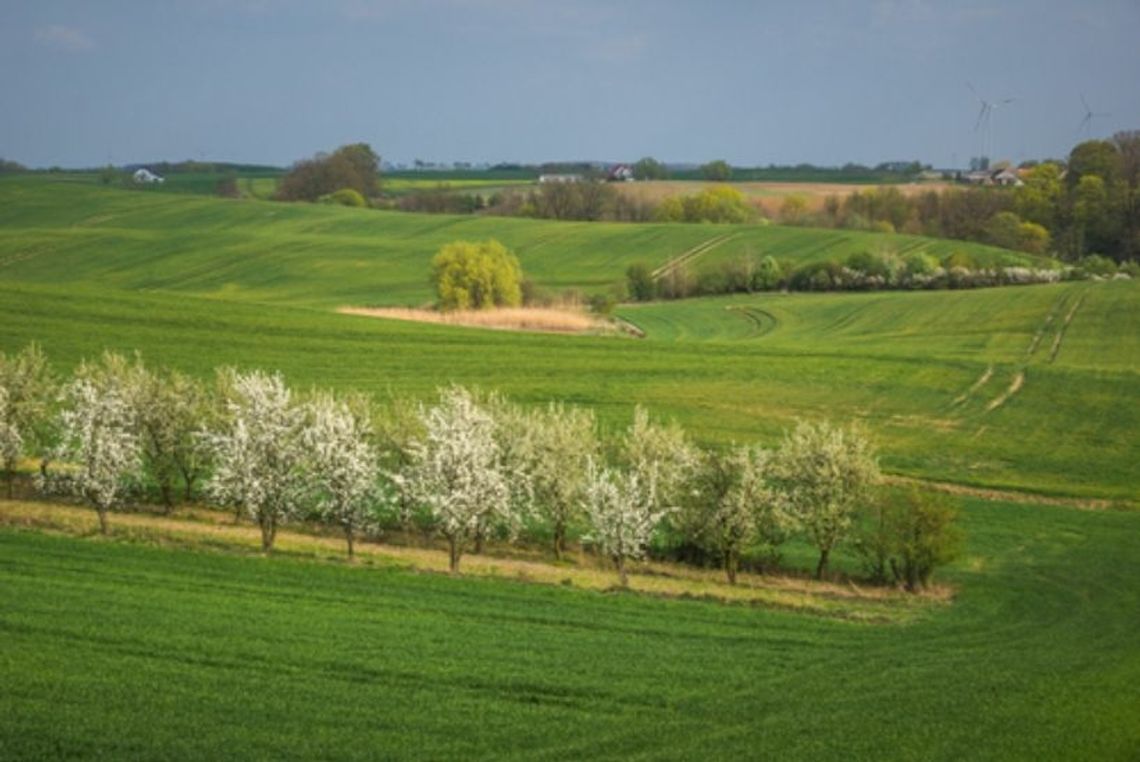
[339,306,625,336]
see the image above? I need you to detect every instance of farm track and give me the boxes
[980,290,1075,414]
[725,306,780,337]
[1049,290,1086,363]
[650,233,738,280]
[952,365,994,406]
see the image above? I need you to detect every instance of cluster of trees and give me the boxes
[627,248,1073,301]
[0,158,27,174]
[1,345,961,591]
[656,186,756,223]
[430,239,524,311]
[275,143,381,203]
[804,133,1140,263]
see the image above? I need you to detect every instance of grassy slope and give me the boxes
[0,279,1136,499]
[2,495,1139,760]
[0,176,1135,497]
[0,176,1035,307]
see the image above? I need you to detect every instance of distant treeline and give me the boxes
[123,160,284,175]
[809,132,1140,263]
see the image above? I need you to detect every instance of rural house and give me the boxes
[132,168,165,184]
[607,164,634,181]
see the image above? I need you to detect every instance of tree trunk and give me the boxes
[616,555,628,588]
[97,506,109,535]
[815,547,831,580]
[259,514,276,552]
[448,536,461,574]
[5,470,13,500]
[160,481,174,516]
[233,503,244,523]
[553,522,565,561]
[725,550,738,586]
[345,527,355,560]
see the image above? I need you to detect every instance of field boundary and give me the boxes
[0,499,945,621]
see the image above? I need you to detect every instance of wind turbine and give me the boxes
[1076,94,1111,139]
[968,82,1015,167]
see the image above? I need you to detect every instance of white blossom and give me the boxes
[303,393,381,558]
[0,386,24,484]
[394,386,511,573]
[620,406,700,511]
[774,420,880,579]
[581,459,671,587]
[498,401,597,559]
[203,370,307,552]
[51,371,141,533]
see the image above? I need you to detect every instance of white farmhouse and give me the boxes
[132,168,165,184]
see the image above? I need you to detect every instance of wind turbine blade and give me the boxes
[974,104,988,131]
[1081,93,1091,113]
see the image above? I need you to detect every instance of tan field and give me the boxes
[616,180,952,214]
[339,305,621,335]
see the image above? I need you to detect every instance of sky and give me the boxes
[2,0,1138,170]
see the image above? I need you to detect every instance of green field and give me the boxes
[2,494,1139,759]
[0,176,1038,307]
[0,177,1135,499]
[1,175,1138,758]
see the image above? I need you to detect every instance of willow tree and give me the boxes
[430,239,523,311]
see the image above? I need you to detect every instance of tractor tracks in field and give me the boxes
[724,306,780,338]
[651,233,739,281]
[951,287,1088,420]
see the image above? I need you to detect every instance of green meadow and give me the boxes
[2,495,1139,760]
[1,175,1138,759]
[0,175,1037,307]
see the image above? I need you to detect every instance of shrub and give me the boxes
[323,188,367,208]
[752,256,783,291]
[626,263,657,301]
[430,239,523,311]
[856,488,962,592]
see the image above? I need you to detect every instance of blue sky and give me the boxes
[2,0,1138,169]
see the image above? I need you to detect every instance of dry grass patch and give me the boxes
[0,500,944,622]
[339,306,623,335]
